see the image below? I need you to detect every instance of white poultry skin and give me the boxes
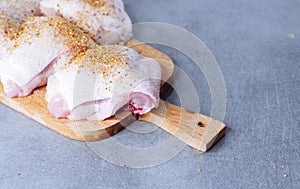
[40,0,132,45]
[0,16,96,97]
[0,0,41,63]
[0,1,161,120]
[0,0,41,25]
[46,46,161,120]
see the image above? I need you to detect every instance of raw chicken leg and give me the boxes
[40,0,132,45]
[0,16,95,98]
[46,46,161,120]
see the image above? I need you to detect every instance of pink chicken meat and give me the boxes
[46,46,161,120]
[40,0,132,45]
[0,16,95,97]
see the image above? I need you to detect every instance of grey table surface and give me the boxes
[1,0,300,188]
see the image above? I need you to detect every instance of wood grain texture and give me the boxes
[139,100,226,152]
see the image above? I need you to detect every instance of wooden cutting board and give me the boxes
[0,39,226,152]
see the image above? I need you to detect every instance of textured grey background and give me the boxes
[0,0,300,188]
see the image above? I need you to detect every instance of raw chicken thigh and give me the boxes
[0,0,41,60]
[46,46,161,120]
[0,16,95,97]
[40,0,132,45]
[0,0,159,121]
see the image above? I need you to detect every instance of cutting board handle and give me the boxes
[139,100,226,152]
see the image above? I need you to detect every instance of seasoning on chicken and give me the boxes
[0,0,41,24]
[0,0,41,61]
[46,46,161,120]
[0,16,96,98]
[40,0,132,45]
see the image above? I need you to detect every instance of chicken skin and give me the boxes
[0,16,95,97]
[40,0,132,45]
[46,46,161,120]
[0,0,41,61]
